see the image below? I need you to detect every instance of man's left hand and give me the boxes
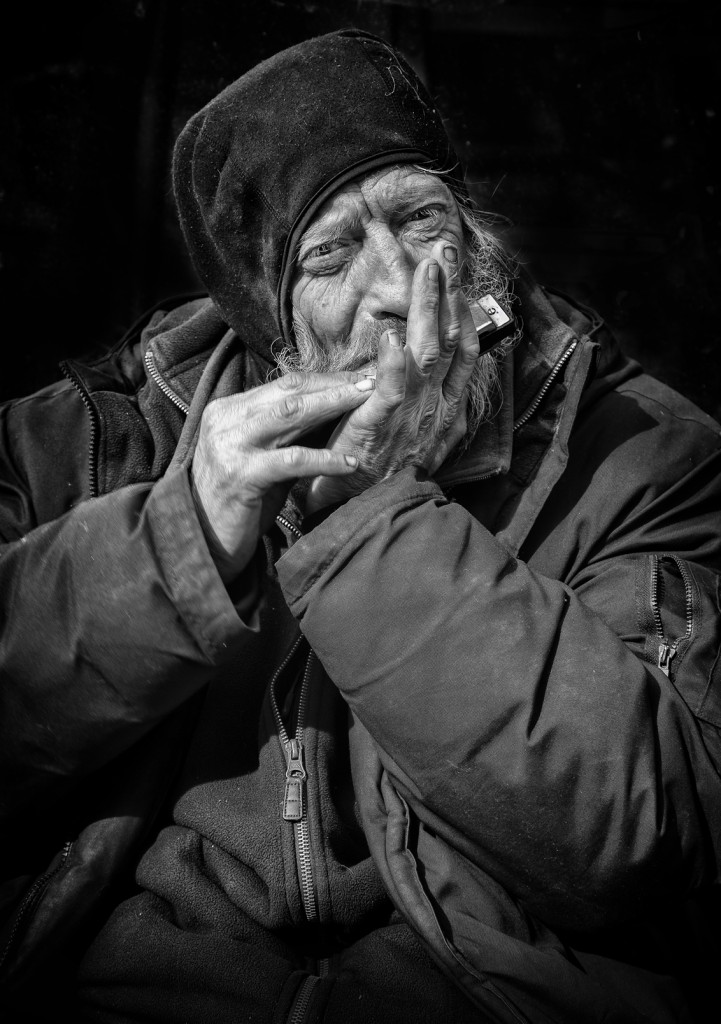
[305,240,480,515]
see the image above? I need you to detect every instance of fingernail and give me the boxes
[344,454,358,467]
[444,245,458,264]
[355,377,375,391]
[428,261,439,282]
[388,329,402,348]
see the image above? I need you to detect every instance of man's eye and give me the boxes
[300,240,350,275]
[308,242,336,258]
[406,206,439,223]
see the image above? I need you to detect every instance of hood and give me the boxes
[172,29,464,364]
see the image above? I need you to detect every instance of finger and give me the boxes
[353,327,406,425]
[274,370,367,395]
[245,446,359,491]
[433,240,464,383]
[209,370,369,419]
[442,293,480,412]
[405,257,440,388]
[250,378,375,446]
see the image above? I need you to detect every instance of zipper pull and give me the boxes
[658,643,675,677]
[283,738,307,821]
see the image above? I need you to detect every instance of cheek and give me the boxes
[292,276,359,347]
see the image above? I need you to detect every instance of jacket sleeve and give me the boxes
[276,439,721,932]
[0,457,256,821]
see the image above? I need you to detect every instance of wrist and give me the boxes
[190,470,248,585]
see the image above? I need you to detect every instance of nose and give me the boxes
[364,232,415,321]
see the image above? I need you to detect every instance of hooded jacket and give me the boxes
[1,29,721,1024]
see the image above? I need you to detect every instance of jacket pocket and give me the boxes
[642,554,721,728]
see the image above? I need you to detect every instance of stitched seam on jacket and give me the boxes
[297,488,445,592]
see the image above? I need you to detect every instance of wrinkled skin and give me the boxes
[192,166,480,580]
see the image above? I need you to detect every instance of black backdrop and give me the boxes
[1,0,719,418]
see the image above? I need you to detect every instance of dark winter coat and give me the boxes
[1,273,721,1023]
[2,26,721,1024]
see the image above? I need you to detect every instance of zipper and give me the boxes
[443,339,580,492]
[0,840,73,975]
[650,554,694,677]
[143,349,191,415]
[286,973,321,1024]
[60,349,190,499]
[284,955,331,1024]
[60,362,101,499]
[512,340,578,434]
[270,639,319,922]
[276,513,303,540]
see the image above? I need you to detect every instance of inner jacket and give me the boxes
[1,271,721,1024]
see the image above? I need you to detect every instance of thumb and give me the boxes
[371,328,406,413]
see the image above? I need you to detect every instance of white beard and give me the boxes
[275,215,520,451]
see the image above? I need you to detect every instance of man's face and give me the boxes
[290,165,466,367]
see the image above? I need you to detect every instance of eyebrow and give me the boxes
[394,179,452,204]
[296,177,454,258]
[298,211,365,257]
[391,182,454,217]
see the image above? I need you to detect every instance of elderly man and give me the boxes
[1,29,720,1024]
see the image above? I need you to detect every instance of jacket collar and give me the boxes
[436,270,599,492]
[67,272,613,513]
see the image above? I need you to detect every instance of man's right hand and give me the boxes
[191,372,374,583]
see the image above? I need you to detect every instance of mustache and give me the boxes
[341,316,406,371]
[284,311,408,375]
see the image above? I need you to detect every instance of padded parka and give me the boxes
[1,28,721,1024]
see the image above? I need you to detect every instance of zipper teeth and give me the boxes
[444,339,580,491]
[677,559,695,641]
[270,635,306,747]
[292,654,318,921]
[287,974,320,1024]
[294,818,318,921]
[512,340,578,434]
[271,644,320,923]
[295,652,314,735]
[276,514,303,540]
[650,556,665,641]
[59,362,100,499]
[0,841,73,974]
[143,349,191,415]
[651,553,695,650]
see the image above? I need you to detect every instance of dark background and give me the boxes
[1,0,719,418]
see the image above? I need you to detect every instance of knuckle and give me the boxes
[445,271,461,293]
[418,351,438,373]
[278,395,301,419]
[282,447,304,469]
[329,385,349,405]
[278,371,306,393]
[441,323,461,352]
[463,341,481,363]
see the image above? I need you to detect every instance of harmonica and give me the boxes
[468,295,515,354]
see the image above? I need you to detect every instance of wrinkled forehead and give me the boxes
[299,164,457,248]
